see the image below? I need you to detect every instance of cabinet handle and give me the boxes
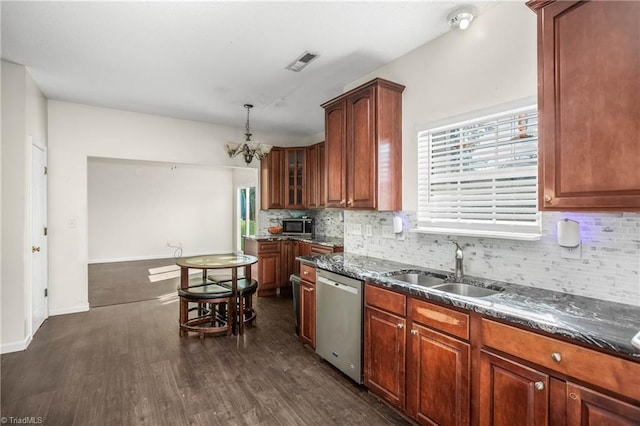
[569,392,577,400]
[544,194,552,203]
[347,200,353,206]
[411,329,418,336]
[303,271,309,275]
[551,352,562,362]
[339,200,346,206]
[397,323,404,329]
[534,381,544,391]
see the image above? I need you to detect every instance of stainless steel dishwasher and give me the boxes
[315,269,364,384]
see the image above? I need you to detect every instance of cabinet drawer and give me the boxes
[258,241,280,253]
[300,264,316,283]
[409,298,469,341]
[365,284,406,316]
[481,319,640,402]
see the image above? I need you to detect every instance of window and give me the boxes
[417,104,540,240]
[237,186,256,252]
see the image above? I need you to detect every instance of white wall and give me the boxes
[88,158,235,262]
[48,101,301,315]
[1,61,48,353]
[341,3,640,306]
[346,3,537,210]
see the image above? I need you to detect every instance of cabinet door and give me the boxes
[407,323,470,426]
[306,143,319,208]
[257,252,280,296]
[260,147,285,209]
[309,243,334,255]
[300,280,315,348]
[479,351,549,426]
[567,383,640,426]
[285,148,305,209]
[346,86,377,209]
[280,240,299,289]
[317,142,325,208]
[536,1,640,210]
[364,306,406,409]
[324,100,347,208]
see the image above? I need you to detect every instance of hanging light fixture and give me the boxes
[225,104,272,165]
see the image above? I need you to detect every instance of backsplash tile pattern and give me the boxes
[344,211,640,307]
[257,209,344,239]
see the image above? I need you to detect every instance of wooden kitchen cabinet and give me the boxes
[322,78,404,211]
[479,351,550,426]
[305,142,325,209]
[407,298,470,426]
[299,264,316,348]
[284,147,305,209]
[364,284,407,409]
[260,147,285,210]
[528,1,640,210]
[244,239,281,297]
[309,243,342,256]
[280,239,298,295]
[566,383,640,425]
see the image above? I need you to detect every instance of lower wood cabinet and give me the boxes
[479,350,549,426]
[299,263,316,348]
[566,383,640,426]
[364,305,406,409]
[361,283,640,426]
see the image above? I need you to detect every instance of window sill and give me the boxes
[411,227,541,241]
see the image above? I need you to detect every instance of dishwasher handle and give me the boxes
[317,275,359,295]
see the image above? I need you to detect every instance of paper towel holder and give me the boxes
[557,218,580,248]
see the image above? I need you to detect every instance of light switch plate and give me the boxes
[364,224,373,237]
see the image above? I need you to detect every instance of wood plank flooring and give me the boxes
[1,292,412,425]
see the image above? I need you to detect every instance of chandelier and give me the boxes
[225,104,272,165]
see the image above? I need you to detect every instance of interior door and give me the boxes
[31,142,48,334]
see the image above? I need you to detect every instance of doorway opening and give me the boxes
[238,186,256,252]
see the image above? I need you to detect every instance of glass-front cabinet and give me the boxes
[285,148,305,209]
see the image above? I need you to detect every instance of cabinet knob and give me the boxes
[339,200,346,206]
[303,271,309,275]
[534,381,545,391]
[347,200,353,206]
[397,323,404,329]
[411,329,418,336]
[544,194,552,203]
[551,352,562,362]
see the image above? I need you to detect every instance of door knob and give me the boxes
[32,246,41,253]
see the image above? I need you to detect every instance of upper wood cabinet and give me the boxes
[306,142,325,209]
[528,1,640,210]
[284,148,305,209]
[260,147,285,210]
[322,78,405,211]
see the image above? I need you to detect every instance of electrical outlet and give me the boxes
[364,224,373,237]
[348,223,362,235]
[382,225,395,239]
[560,245,581,260]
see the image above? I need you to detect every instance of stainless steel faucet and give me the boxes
[453,242,464,280]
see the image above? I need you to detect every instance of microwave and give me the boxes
[282,218,314,236]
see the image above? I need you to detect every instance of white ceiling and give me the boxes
[2,1,494,137]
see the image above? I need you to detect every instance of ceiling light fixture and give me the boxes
[225,104,272,165]
[448,7,476,30]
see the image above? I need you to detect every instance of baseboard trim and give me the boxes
[1,333,33,354]
[49,303,90,316]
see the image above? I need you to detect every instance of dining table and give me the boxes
[176,253,258,335]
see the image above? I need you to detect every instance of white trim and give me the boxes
[1,334,33,354]
[88,250,229,264]
[411,226,541,241]
[49,303,90,316]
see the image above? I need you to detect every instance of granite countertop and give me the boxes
[298,252,640,359]
[246,234,344,248]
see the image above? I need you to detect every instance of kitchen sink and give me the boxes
[390,273,447,287]
[431,283,500,298]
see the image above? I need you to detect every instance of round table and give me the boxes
[176,253,258,335]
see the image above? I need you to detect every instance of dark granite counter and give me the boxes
[297,252,640,359]
[246,234,344,248]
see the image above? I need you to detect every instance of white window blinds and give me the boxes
[417,105,541,239]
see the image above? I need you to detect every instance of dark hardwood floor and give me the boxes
[1,291,412,425]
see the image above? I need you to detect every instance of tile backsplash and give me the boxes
[257,209,344,239]
[344,211,640,307]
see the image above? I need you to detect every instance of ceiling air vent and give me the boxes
[285,51,319,72]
